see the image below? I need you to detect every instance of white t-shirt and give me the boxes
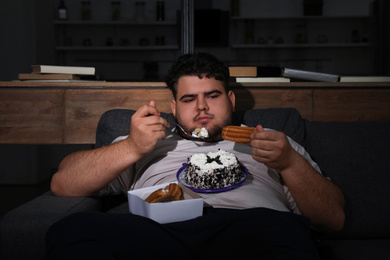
[99,128,322,214]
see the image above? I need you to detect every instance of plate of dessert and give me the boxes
[176,149,248,193]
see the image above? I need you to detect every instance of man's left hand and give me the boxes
[250,125,298,172]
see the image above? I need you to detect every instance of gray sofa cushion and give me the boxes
[304,120,390,239]
[0,191,102,260]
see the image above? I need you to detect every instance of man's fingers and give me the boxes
[256,125,265,132]
[143,114,170,128]
[137,103,160,118]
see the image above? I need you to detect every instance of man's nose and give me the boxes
[196,97,208,111]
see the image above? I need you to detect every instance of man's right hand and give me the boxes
[126,100,170,158]
[51,101,170,197]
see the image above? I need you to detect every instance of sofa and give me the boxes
[1,108,390,260]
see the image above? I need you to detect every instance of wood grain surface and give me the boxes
[1,81,389,144]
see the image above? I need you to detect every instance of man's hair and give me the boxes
[165,52,229,99]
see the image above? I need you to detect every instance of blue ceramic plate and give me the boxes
[176,163,248,193]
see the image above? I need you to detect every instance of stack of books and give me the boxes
[229,66,340,83]
[18,65,96,81]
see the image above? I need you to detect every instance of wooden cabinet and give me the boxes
[0,88,64,144]
[313,89,390,121]
[233,88,313,120]
[1,81,389,144]
[64,88,173,143]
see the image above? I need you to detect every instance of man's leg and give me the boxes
[46,208,318,259]
[45,211,191,260]
[167,207,318,259]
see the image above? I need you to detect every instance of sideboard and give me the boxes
[1,81,389,145]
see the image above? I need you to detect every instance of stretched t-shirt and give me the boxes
[99,128,322,214]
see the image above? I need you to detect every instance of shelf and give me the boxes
[55,45,180,51]
[230,15,370,21]
[231,43,370,49]
[54,20,176,26]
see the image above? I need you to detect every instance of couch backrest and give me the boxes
[304,120,390,239]
[95,108,305,148]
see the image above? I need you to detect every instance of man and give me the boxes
[47,53,345,259]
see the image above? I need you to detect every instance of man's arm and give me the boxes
[250,125,345,232]
[50,101,170,197]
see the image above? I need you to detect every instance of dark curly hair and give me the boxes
[165,52,229,99]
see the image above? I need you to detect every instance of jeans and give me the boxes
[45,207,318,259]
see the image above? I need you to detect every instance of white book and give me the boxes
[32,65,95,75]
[340,76,390,82]
[234,77,290,83]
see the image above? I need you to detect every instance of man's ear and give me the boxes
[171,99,177,116]
[228,91,236,112]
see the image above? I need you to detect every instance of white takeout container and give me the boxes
[127,182,204,224]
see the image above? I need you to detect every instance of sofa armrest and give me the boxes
[305,120,390,240]
[0,191,103,260]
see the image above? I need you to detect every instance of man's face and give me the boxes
[171,75,235,141]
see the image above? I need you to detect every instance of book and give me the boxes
[340,76,390,82]
[229,66,340,82]
[15,79,105,83]
[18,73,81,80]
[31,65,95,75]
[283,68,340,82]
[233,77,290,83]
[229,66,283,77]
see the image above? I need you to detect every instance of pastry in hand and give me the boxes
[222,126,258,143]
